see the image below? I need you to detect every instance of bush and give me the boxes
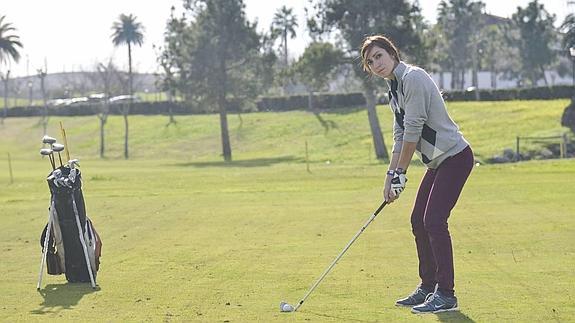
[6,101,203,117]
[256,92,366,112]
[445,85,574,102]
[562,98,575,134]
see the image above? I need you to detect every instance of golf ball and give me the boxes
[280,303,293,312]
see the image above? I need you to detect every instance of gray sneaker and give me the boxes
[411,290,459,314]
[395,285,433,307]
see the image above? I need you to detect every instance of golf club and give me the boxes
[52,143,65,167]
[68,159,80,169]
[67,159,80,183]
[40,148,55,171]
[42,135,57,168]
[280,201,387,313]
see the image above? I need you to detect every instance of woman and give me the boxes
[360,35,474,314]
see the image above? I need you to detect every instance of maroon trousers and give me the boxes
[410,146,474,297]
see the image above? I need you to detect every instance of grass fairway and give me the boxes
[0,100,574,322]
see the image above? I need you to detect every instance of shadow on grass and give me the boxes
[173,156,300,168]
[436,311,476,322]
[31,283,100,315]
[313,112,339,134]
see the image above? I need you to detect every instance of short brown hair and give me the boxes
[360,35,401,73]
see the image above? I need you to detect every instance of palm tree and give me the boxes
[111,13,144,159]
[270,6,298,67]
[0,15,23,124]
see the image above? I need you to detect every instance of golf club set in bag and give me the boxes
[37,133,102,290]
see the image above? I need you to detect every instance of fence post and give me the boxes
[516,136,520,161]
[7,152,13,184]
[305,140,311,173]
[561,133,568,158]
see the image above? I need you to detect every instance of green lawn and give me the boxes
[0,100,574,322]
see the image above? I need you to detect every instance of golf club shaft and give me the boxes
[37,200,55,290]
[60,122,71,162]
[293,201,387,312]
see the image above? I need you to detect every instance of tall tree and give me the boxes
[293,42,343,111]
[95,60,118,158]
[562,14,575,51]
[177,0,268,161]
[270,6,298,68]
[477,24,513,89]
[511,0,556,87]
[293,42,343,132]
[111,13,144,159]
[308,0,426,160]
[36,68,48,135]
[0,15,23,124]
[437,0,484,90]
[426,24,451,89]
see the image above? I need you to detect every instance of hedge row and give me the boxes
[5,102,204,118]
[445,85,574,101]
[5,92,367,117]
[4,87,573,118]
[256,92,366,111]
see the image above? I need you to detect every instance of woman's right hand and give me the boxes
[384,174,398,203]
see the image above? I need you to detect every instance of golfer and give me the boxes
[360,35,474,314]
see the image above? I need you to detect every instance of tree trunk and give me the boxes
[283,28,288,67]
[308,90,314,112]
[166,91,176,126]
[99,112,107,158]
[40,73,48,135]
[491,64,497,89]
[125,43,132,159]
[219,58,232,162]
[219,103,232,162]
[123,109,129,159]
[540,66,548,86]
[472,54,478,88]
[2,72,8,124]
[364,86,388,160]
[439,71,445,89]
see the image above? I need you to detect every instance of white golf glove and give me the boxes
[390,169,407,196]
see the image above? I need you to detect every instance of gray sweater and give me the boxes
[388,62,469,169]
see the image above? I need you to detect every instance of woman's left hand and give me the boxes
[390,172,407,197]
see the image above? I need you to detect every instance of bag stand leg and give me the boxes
[72,197,97,289]
[37,200,55,290]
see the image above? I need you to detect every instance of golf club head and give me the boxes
[40,148,53,156]
[52,169,62,179]
[52,143,65,152]
[42,135,57,145]
[280,301,295,312]
[68,159,80,169]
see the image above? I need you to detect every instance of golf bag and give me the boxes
[38,166,102,286]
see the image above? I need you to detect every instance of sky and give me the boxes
[3,0,573,78]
